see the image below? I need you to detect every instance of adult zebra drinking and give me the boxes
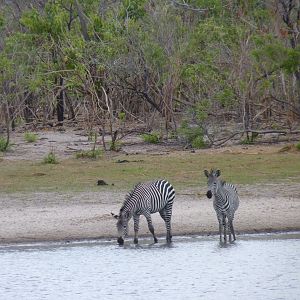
[113,179,175,245]
[204,169,239,243]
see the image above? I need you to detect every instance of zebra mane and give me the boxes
[121,182,142,210]
[220,180,226,186]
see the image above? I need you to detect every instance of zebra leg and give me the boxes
[145,213,158,243]
[228,222,232,243]
[217,215,223,243]
[133,214,140,244]
[222,215,227,243]
[159,209,172,243]
[229,220,236,241]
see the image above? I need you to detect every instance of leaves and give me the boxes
[0,0,299,144]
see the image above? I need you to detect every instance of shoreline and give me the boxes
[1,229,300,247]
[1,185,300,245]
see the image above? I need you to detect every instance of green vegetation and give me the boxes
[141,132,161,144]
[109,141,122,151]
[1,151,300,193]
[0,0,299,148]
[0,137,10,152]
[179,121,206,149]
[24,132,38,143]
[296,142,300,151]
[75,148,103,159]
[43,151,58,164]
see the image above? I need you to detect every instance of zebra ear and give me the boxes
[204,170,209,178]
[216,170,221,177]
[111,212,119,219]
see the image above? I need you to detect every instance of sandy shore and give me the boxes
[1,183,300,244]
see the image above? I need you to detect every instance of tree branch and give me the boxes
[171,0,213,13]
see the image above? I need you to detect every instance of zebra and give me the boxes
[113,179,175,245]
[204,169,239,243]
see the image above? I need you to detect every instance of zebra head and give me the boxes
[204,169,221,198]
[116,208,130,245]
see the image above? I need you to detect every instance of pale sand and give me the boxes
[1,183,299,244]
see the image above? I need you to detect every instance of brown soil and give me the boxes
[1,129,300,244]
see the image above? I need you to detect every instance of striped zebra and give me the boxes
[114,179,175,245]
[204,169,239,243]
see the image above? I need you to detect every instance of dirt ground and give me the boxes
[1,129,300,244]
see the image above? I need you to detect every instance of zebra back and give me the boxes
[121,179,175,214]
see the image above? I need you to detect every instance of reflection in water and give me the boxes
[0,233,299,300]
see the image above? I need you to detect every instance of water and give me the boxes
[0,233,299,300]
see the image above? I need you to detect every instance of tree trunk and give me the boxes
[2,100,10,151]
[65,92,75,120]
[75,0,90,41]
[57,77,64,124]
[24,91,35,123]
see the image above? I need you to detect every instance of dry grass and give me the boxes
[1,150,300,193]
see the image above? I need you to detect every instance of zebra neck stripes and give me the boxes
[214,189,231,212]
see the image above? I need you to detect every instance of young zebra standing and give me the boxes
[204,169,239,243]
[115,179,175,245]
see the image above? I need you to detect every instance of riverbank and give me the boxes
[1,183,300,244]
[1,129,300,244]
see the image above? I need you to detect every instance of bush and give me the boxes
[296,142,300,151]
[43,151,58,164]
[24,132,38,143]
[75,148,103,159]
[141,132,160,144]
[88,131,97,142]
[178,121,206,149]
[0,136,10,152]
[109,141,122,151]
[191,136,206,149]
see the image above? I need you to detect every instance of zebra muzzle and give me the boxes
[206,190,212,199]
[117,237,124,245]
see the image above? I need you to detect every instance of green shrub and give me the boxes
[88,131,97,142]
[296,142,300,151]
[109,141,122,151]
[0,137,10,152]
[178,121,206,149]
[43,151,58,164]
[191,136,206,149]
[141,132,160,144]
[24,132,38,143]
[75,148,103,159]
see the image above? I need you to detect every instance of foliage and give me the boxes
[0,0,300,148]
[0,137,10,152]
[43,151,58,164]
[24,132,38,143]
[296,142,300,151]
[75,148,103,159]
[191,136,206,149]
[109,141,122,151]
[178,120,206,149]
[141,132,160,144]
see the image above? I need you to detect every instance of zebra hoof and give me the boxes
[117,237,124,245]
[154,237,158,243]
[134,238,138,244]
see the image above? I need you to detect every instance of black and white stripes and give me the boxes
[204,169,239,243]
[116,179,175,245]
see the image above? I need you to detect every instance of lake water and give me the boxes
[0,233,299,300]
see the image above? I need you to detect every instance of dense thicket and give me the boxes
[0,0,300,148]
